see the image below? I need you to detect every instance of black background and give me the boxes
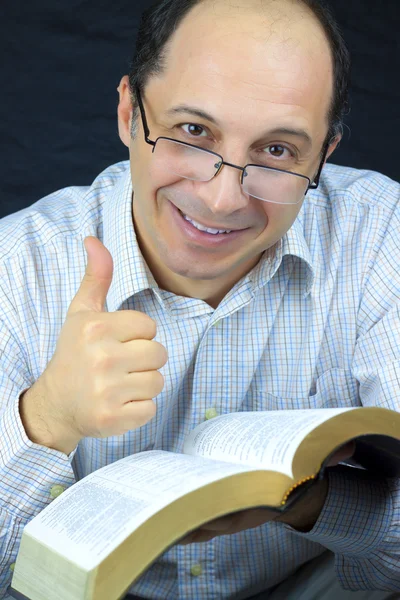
[0,0,399,218]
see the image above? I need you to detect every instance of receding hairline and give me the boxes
[130,0,345,144]
[157,0,333,83]
[181,0,332,37]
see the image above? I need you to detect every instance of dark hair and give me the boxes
[129,0,350,145]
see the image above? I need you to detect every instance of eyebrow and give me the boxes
[165,105,313,148]
[166,105,220,125]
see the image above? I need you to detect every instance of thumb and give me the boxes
[68,237,114,314]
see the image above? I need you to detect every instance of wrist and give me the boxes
[20,378,80,455]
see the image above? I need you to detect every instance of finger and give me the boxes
[96,399,157,434]
[120,370,165,401]
[91,370,164,407]
[120,398,157,429]
[327,441,356,467]
[201,515,236,532]
[78,311,157,344]
[119,340,168,372]
[201,509,275,534]
[179,532,198,545]
[179,530,218,545]
[68,237,114,315]
[118,311,157,342]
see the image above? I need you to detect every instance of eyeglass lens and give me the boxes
[153,137,309,205]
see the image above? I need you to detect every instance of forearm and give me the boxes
[0,393,77,594]
[1,392,77,513]
[284,466,400,592]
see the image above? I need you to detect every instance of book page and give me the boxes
[24,451,257,571]
[184,408,357,478]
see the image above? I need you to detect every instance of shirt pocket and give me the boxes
[251,368,360,411]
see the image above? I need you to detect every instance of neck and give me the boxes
[141,246,250,309]
[134,227,259,310]
[132,201,263,307]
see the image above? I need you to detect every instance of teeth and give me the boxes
[182,212,232,234]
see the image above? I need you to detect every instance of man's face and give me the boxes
[123,0,335,296]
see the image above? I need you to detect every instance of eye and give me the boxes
[181,124,208,137]
[263,144,293,159]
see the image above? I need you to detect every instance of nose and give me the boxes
[195,163,250,216]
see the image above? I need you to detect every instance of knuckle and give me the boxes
[82,318,107,342]
[92,378,109,403]
[91,372,119,406]
[92,349,114,372]
[96,408,115,431]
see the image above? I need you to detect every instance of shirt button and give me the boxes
[205,408,218,420]
[9,562,15,572]
[214,319,222,327]
[50,484,65,499]
[190,563,203,577]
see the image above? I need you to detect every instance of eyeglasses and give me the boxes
[135,86,329,205]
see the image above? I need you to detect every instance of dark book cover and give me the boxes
[8,588,30,600]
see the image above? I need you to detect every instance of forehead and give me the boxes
[146,0,333,141]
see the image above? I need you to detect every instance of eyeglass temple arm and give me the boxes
[308,143,330,190]
[134,85,154,146]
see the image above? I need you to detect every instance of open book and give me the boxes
[11,406,400,600]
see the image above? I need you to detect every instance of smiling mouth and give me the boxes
[178,209,243,235]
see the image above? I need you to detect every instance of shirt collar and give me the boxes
[102,166,316,310]
[251,208,316,297]
[102,166,156,312]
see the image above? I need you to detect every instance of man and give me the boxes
[0,0,399,598]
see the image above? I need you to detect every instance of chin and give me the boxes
[160,249,225,280]
[167,260,222,281]
[163,247,255,283]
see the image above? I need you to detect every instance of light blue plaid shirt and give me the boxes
[0,161,399,599]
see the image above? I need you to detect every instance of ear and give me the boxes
[117,75,133,148]
[326,134,341,161]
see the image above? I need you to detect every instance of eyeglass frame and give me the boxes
[134,85,329,197]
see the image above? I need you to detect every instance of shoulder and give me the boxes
[0,160,129,261]
[303,163,400,243]
[299,164,400,288]
[310,163,399,212]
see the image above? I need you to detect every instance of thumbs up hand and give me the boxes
[20,237,167,454]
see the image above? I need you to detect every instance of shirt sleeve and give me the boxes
[290,467,400,591]
[291,197,400,592]
[0,319,76,598]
